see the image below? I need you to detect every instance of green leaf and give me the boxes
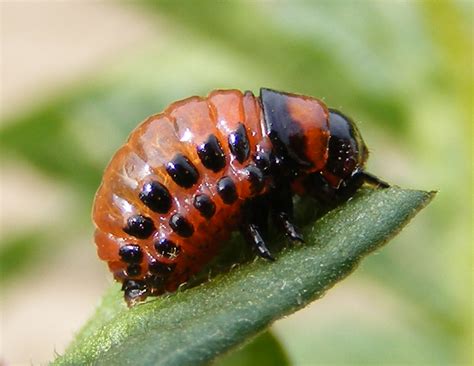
[52,187,433,366]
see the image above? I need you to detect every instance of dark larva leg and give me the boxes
[240,196,273,260]
[242,194,270,245]
[241,223,275,261]
[274,212,304,243]
[270,182,304,243]
[244,195,270,237]
[336,171,389,202]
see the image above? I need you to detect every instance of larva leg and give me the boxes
[241,223,275,261]
[249,194,270,237]
[240,195,274,260]
[273,212,304,243]
[270,183,304,243]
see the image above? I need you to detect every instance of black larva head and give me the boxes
[323,109,369,188]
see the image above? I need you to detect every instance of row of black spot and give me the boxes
[125,175,238,238]
[123,162,265,242]
[167,126,250,189]
[122,259,174,299]
[127,157,267,236]
[122,211,193,240]
[119,236,180,261]
[138,179,224,219]
[119,242,177,278]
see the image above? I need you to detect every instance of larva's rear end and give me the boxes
[92,90,268,305]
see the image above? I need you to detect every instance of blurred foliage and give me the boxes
[212,331,290,366]
[0,0,471,365]
[0,231,52,285]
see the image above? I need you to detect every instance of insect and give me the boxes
[92,88,388,306]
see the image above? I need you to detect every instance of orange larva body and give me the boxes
[92,88,387,305]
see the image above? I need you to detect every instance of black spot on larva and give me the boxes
[244,165,264,194]
[166,154,199,188]
[217,176,238,204]
[228,123,250,163]
[122,280,147,303]
[123,215,155,239]
[119,244,143,264]
[154,238,181,258]
[126,264,141,277]
[197,134,226,172]
[169,213,194,237]
[254,150,272,174]
[193,194,216,219]
[148,260,175,276]
[139,181,172,213]
[122,279,145,291]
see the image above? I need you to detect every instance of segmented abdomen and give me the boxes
[92,90,269,295]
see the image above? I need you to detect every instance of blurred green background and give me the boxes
[0,1,472,365]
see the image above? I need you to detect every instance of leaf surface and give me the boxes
[52,187,434,366]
